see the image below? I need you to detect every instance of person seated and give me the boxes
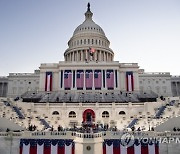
[137,127,141,131]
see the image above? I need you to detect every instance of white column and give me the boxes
[74,51,76,61]
[105,70,107,89]
[113,70,116,89]
[117,70,120,89]
[81,50,84,61]
[133,71,139,91]
[75,70,77,89]
[85,50,88,61]
[92,70,95,90]
[119,71,126,91]
[101,70,104,90]
[104,52,106,61]
[95,50,97,61]
[99,50,102,61]
[76,51,78,61]
[69,53,71,61]
[83,70,86,90]
[176,82,179,96]
[72,52,74,61]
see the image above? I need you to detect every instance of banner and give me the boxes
[103,139,159,154]
[20,139,74,154]
[45,72,52,91]
[126,72,134,92]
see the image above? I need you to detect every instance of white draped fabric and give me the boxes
[148,144,155,154]
[106,144,113,154]
[134,144,141,154]
[47,75,51,91]
[22,143,30,154]
[65,143,72,154]
[51,144,58,154]
[37,144,44,154]
[120,145,127,154]
[128,75,132,92]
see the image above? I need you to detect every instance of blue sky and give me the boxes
[0,0,180,76]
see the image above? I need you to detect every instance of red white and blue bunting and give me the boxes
[20,139,74,154]
[103,139,159,154]
[45,72,53,91]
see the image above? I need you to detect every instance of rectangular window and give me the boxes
[64,74,68,79]
[86,74,89,78]
[94,74,98,78]
[77,74,80,78]
[107,73,110,78]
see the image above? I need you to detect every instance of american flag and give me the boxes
[85,70,93,89]
[126,72,134,92]
[89,47,96,56]
[76,70,84,89]
[20,139,74,154]
[94,70,102,89]
[45,72,52,91]
[106,70,114,89]
[64,70,72,89]
[103,139,159,154]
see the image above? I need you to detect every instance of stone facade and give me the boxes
[0,77,8,97]
[138,70,172,97]
[171,76,180,97]
[7,70,40,98]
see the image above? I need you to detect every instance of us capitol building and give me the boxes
[0,3,180,154]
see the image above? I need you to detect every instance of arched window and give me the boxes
[69,111,76,118]
[52,111,59,115]
[119,111,126,115]
[102,111,109,118]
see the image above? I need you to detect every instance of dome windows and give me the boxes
[69,111,76,118]
[102,111,109,118]
[52,111,59,115]
[119,111,126,115]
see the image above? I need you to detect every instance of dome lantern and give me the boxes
[85,3,93,20]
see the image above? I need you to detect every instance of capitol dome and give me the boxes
[64,3,114,62]
[73,10,105,36]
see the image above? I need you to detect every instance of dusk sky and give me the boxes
[0,0,180,76]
